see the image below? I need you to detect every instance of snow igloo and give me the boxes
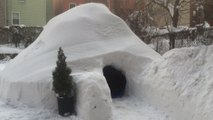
[0,3,162,120]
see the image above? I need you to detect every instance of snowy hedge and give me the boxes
[0,26,43,47]
[147,26,213,54]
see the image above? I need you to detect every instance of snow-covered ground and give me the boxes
[0,44,23,70]
[112,97,170,120]
[0,94,170,120]
[0,78,169,120]
[0,63,6,71]
[0,99,80,120]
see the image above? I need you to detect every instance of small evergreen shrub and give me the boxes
[52,47,75,97]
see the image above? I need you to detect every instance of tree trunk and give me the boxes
[169,33,176,50]
[169,0,180,49]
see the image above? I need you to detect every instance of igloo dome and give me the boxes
[0,3,162,120]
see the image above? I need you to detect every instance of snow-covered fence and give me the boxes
[146,27,213,54]
[0,26,43,47]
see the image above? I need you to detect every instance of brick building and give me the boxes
[0,0,136,27]
[112,0,136,20]
[52,0,136,20]
[204,0,213,25]
[190,0,213,26]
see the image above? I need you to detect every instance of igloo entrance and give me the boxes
[103,65,126,98]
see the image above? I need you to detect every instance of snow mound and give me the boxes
[0,46,22,54]
[140,45,213,120]
[0,3,162,120]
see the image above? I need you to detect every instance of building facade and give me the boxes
[113,0,136,20]
[190,0,213,26]
[6,0,53,26]
[52,0,87,16]
[52,0,114,16]
[2,0,137,27]
[52,0,136,20]
[0,0,6,27]
[204,0,213,25]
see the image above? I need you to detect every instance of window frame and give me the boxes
[12,12,20,25]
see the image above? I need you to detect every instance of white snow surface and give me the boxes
[112,97,170,120]
[0,45,22,54]
[0,99,81,120]
[0,3,162,120]
[0,62,6,71]
[0,95,170,120]
[140,45,213,120]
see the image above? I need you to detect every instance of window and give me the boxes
[70,3,76,9]
[12,13,20,25]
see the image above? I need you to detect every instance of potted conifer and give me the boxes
[52,47,76,116]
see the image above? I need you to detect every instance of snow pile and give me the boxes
[204,21,211,28]
[0,63,7,71]
[0,3,162,120]
[0,45,22,54]
[139,45,213,120]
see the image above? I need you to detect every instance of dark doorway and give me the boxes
[103,65,126,98]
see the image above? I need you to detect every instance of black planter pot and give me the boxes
[57,96,76,116]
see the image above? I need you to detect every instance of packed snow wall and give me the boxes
[0,3,162,120]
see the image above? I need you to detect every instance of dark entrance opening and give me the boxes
[103,65,126,98]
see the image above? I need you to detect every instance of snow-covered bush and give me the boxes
[10,26,23,47]
[0,26,42,48]
[149,26,213,54]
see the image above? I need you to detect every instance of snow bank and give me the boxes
[0,45,22,54]
[0,63,6,71]
[0,3,162,120]
[139,45,213,120]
